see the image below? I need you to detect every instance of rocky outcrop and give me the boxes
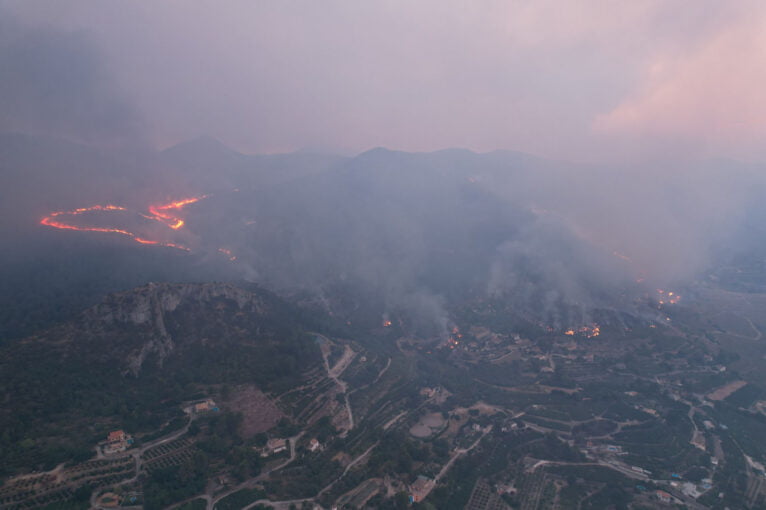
[80,282,268,376]
[87,282,259,325]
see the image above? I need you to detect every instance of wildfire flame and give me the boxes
[656,289,681,305]
[217,248,237,261]
[40,196,207,251]
[145,196,207,230]
[563,325,600,338]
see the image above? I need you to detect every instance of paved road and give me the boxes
[207,432,304,510]
[414,426,492,502]
[241,442,379,509]
[529,458,649,482]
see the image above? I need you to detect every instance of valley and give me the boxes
[1,278,765,509]
[4,4,766,509]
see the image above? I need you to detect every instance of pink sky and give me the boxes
[5,0,766,162]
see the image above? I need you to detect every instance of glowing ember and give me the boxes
[40,196,207,251]
[218,248,237,261]
[656,289,681,305]
[445,336,460,349]
[563,325,600,338]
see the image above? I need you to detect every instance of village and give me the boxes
[2,301,766,510]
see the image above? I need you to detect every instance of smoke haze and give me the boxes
[0,8,143,146]
[2,1,766,335]
[5,1,766,161]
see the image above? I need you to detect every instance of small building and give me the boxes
[419,386,443,398]
[500,422,518,433]
[108,430,126,443]
[193,399,218,413]
[655,490,672,503]
[309,438,321,452]
[496,483,516,495]
[103,429,133,454]
[682,482,701,498]
[410,475,433,503]
[261,438,287,457]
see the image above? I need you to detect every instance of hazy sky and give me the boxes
[3,1,766,162]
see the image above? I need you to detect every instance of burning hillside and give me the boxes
[656,289,681,305]
[40,196,208,251]
[145,196,207,230]
[563,324,601,338]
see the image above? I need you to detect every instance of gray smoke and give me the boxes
[0,9,144,146]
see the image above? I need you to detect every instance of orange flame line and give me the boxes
[146,196,206,229]
[39,197,204,252]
